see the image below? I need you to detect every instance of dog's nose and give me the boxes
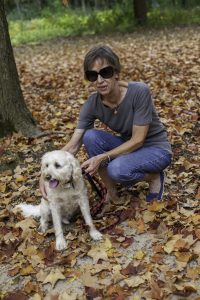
[45,175,52,181]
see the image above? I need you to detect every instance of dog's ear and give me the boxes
[70,158,82,183]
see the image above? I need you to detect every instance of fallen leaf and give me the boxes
[150,277,163,300]
[43,269,65,288]
[148,201,165,212]
[133,250,145,260]
[164,234,182,254]
[20,264,35,275]
[124,276,145,288]
[87,237,112,263]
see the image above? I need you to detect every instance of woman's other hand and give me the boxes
[81,154,105,176]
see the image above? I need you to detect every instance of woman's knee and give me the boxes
[107,160,122,182]
[107,158,144,184]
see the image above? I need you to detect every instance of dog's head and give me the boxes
[41,150,82,189]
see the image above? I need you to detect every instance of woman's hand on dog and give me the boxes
[39,176,48,200]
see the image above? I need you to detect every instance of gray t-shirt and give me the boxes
[77,82,171,153]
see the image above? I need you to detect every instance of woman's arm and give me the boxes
[62,129,86,155]
[104,124,149,158]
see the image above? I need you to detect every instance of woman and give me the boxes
[41,45,172,203]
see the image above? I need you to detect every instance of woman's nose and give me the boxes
[97,74,104,83]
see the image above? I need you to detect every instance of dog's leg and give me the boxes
[79,195,103,241]
[39,198,51,232]
[49,201,67,250]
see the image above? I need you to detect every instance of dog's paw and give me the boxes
[56,236,67,251]
[90,229,103,241]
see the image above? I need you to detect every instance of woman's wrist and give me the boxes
[98,153,111,163]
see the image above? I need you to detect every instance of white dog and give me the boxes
[17,150,102,250]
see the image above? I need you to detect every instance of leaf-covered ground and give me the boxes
[0,27,199,300]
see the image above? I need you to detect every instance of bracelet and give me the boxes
[107,155,111,163]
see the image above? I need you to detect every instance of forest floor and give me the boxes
[0,27,200,300]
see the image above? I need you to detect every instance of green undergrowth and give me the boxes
[8,5,200,46]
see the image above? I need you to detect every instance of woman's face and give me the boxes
[89,58,118,97]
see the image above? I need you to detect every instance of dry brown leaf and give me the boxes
[148,201,165,212]
[87,237,112,263]
[124,276,145,288]
[20,264,35,275]
[150,277,163,300]
[43,269,65,288]
[133,250,145,260]
[163,234,182,254]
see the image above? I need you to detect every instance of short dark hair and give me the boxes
[84,45,121,74]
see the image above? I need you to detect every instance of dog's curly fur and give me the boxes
[17,150,102,250]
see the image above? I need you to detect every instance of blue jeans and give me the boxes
[83,129,172,186]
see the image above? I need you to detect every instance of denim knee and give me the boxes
[107,158,144,185]
[107,160,122,182]
[82,129,98,148]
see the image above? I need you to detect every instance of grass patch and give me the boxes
[8,4,200,46]
[148,7,200,27]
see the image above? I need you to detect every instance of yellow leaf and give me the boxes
[20,264,34,275]
[80,271,102,289]
[15,218,37,238]
[43,269,65,288]
[36,269,48,282]
[15,175,27,182]
[0,183,6,192]
[164,234,182,254]
[124,276,145,287]
[190,214,200,225]
[87,247,108,263]
[142,210,155,223]
[186,267,200,279]
[107,248,115,257]
[148,201,165,212]
[78,99,85,104]
[136,218,146,233]
[134,250,145,260]
[66,122,75,129]
[87,237,112,263]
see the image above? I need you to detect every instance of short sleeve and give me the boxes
[132,84,153,126]
[76,96,95,129]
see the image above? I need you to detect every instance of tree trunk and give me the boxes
[181,0,187,8]
[14,0,22,20]
[0,0,42,138]
[171,0,176,6]
[81,0,86,12]
[133,0,147,25]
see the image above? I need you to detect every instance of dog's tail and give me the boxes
[17,203,41,218]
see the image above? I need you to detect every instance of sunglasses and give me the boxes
[85,66,114,82]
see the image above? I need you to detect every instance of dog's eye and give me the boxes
[46,164,49,167]
[55,162,61,168]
